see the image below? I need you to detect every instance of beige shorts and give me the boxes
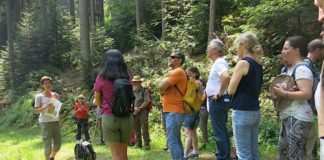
[40,121,61,155]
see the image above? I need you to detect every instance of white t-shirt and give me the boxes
[205,57,229,97]
[280,65,314,122]
[35,92,60,123]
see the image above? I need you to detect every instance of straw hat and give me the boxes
[77,94,85,99]
[132,75,142,82]
[269,74,296,111]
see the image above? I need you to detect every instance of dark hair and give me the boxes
[99,49,129,81]
[173,50,185,65]
[187,66,200,79]
[308,39,324,52]
[286,36,308,58]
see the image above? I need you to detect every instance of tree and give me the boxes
[135,0,141,34]
[208,0,216,43]
[6,0,15,91]
[79,0,92,85]
[98,0,104,25]
[69,0,75,24]
[161,0,165,40]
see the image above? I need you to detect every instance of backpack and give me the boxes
[142,87,153,112]
[176,78,203,114]
[74,140,96,160]
[112,79,134,117]
[290,63,319,115]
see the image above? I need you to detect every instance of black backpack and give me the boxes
[112,79,134,117]
[74,140,96,160]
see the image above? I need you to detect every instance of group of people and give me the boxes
[33,1,324,160]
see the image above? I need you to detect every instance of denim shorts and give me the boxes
[183,112,200,129]
[102,115,133,144]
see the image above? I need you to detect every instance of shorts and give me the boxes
[102,115,133,144]
[183,112,200,130]
[40,121,61,155]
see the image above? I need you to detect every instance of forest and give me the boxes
[0,0,323,159]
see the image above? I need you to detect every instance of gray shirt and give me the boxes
[133,87,149,108]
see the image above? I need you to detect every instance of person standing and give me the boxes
[228,32,263,160]
[205,39,231,160]
[159,51,188,160]
[183,67,203,159]
[274,36,314,160]
[132,75,151,150]
[73,94,90,142]
[34,76,61,160]
[93,49,133,160]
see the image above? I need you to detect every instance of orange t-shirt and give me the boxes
[162,67,188,113]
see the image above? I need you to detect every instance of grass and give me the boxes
[0,126,277,160]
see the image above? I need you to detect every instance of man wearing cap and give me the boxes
[132,75,151,150]
[159,51,188,160]
[73,94,90,141]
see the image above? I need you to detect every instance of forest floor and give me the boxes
[0,127,278,160]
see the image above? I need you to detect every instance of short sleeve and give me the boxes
[34,95,42,108]
[144,89,149,102]
[295,65,313,83]
[93,75,103,92]
[167,69,184,86]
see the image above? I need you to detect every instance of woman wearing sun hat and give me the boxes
[73,94,90,141]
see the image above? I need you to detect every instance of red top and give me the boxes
[73,102,89,119]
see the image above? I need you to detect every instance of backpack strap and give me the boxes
[291,63,315,80]
[175,85,184,96]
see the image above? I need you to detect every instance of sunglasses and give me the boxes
[169,55,180,59]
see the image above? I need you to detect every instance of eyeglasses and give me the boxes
[169,55,180,59]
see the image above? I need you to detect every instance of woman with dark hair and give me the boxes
[183,66,203,159]
[273,36,314,159]
[93,49,132,160]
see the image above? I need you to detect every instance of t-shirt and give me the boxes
[93,75,132,116]
[162,67,187,113]
[315,83,321,112]
[205,58,229,97]
[133,87,149,108]
[34,92,60,123]
[280,65,314,122]
[73,102,89,119]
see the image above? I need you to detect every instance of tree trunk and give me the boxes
[79,0,92,84]
[208,0,216,43]
[135,0,141,34]
[69,0,75,25]
[98,0,104,25]
[161,0,166,40]
[6,0,15,91]
[90,0,95,28]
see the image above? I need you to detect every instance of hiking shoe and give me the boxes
[188,153,199,159]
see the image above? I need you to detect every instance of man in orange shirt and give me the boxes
[159,51,188,160]
[74,94,90,141]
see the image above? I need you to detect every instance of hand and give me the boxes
[46,103,54,110]
[133,108,140,115]
[273,84,286,97]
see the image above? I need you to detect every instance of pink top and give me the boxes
[93,75,132,116]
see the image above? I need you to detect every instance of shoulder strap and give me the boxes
[175,85,184,96]
[291,63,314,79]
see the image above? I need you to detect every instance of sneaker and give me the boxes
[188,153,199,159]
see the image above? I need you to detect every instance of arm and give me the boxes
[228,60,250,95]
[159,80,171,95]
[218,71,230,97]
[139,89,150,109]
[274,79,312,100]
[93,91,101,106]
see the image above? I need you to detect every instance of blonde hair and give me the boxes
[234,32,263,63]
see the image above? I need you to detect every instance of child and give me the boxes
[74,94,90,141]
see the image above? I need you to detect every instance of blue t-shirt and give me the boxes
[231,57,263,111]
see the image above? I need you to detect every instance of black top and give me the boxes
[231,57,263,111]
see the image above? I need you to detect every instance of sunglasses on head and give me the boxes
[170,55,180,59]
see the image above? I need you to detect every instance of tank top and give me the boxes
[232,57,263,111]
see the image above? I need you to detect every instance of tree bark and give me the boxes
[6,0,15,90]
[90,0,95,28]
[208,0,216,43]
[98,0,104,25]
[161,0,166,40]
[135,0,141,34]
[69,0,75,25]
[79,0,92,84]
